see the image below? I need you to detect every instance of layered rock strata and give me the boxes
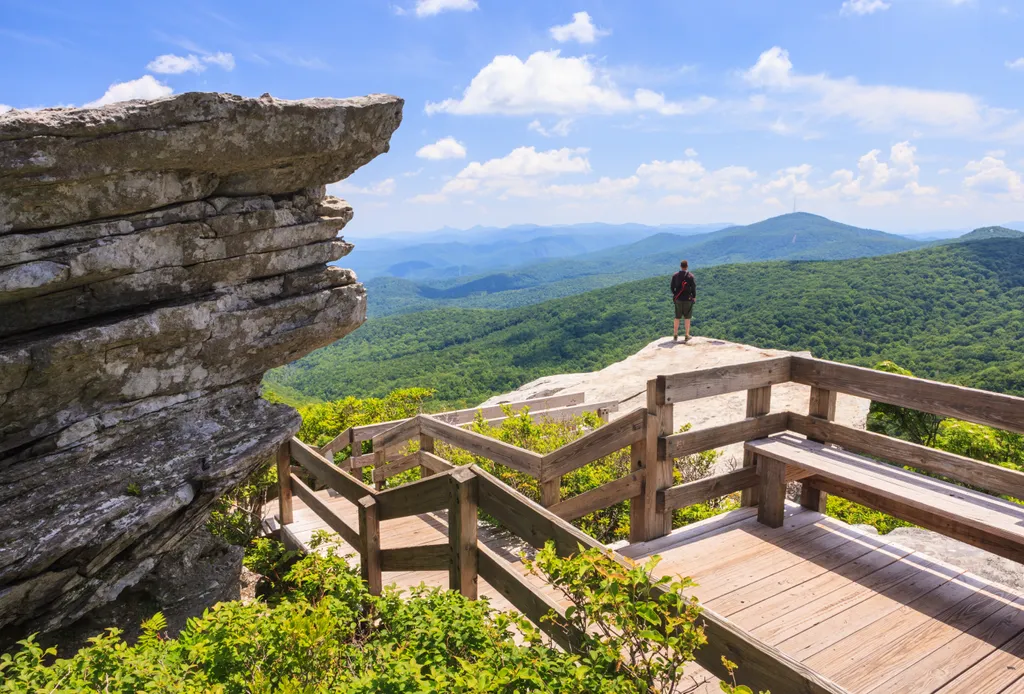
[0,92,402,636]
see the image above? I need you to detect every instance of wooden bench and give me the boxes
[745,433,1024,564]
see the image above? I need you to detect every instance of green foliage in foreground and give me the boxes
[266,239,1024,408]
[1,538,761,693]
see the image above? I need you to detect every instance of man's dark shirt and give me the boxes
[671,270,696,301]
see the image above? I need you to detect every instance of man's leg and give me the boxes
[684,318,691,339]
[673,318,680,338]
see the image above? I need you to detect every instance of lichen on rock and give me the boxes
[0,91,403,640]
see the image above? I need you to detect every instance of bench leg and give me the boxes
[757,455,787,528]
[800,482,827,513]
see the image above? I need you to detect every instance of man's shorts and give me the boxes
[674,300,694,320]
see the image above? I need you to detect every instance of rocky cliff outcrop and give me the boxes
[0,92,403,637]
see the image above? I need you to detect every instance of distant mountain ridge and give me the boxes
[366,212,923,317]
[956,226,1024,242]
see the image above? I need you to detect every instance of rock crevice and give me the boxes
[0,91,402,637]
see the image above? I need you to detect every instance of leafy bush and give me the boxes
[1,539,765,693]
[207,461,278,547]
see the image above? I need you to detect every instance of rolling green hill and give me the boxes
[953,226,1024,242]
[266,238,1024,407]
[366,212,923,317]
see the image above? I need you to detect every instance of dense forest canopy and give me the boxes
[266,238,1024,408]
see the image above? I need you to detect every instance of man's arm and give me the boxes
[691,274,696,300]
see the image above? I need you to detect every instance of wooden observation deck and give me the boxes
[268,354,1024,693]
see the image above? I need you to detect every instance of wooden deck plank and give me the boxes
[829,580,1020,692]
[869,597,1024,694]
[934,627,1024,693]
[727,542,912,637]
[774,555,963,661]
[706,526,885,616]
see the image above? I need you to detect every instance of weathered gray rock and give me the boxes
[0,92,403,231]
[0,91,402,639]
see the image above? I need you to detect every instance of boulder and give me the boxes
[0,91,402,639]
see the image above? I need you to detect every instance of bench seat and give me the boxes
[745,433,1024,564]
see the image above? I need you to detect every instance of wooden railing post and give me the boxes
[801,386,837,512]
[276,441,293,525]
[628,439,647,543]
[449,467,479,599]
[358,495,382,595]
[540,478,560,508]
[644,376,674,539]
[740,386,772,507]
[419,433,434,478]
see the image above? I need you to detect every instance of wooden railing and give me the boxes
[275,354,1024,693]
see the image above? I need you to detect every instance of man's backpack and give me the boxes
[673,271,691,301]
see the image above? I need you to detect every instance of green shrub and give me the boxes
[1,539,765,693]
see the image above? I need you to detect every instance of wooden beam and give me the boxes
[288,437,375,503]
[540,407,646,481]
[664,412,790,458]
[449,467,479,599]
[289,474,360,548]
[379,544,450,572]
[791,356,1024,435]
[757,455,787,528]
[472,464,845,693]
[549,470,644,522]
[371,452,423,484]
[801,387,837,512]
[540,479,560,507]
[479,400,620,427]
[432,392,586,426]
[658,467,760,513]
[276,441,293,525]
[808,476,1024,564]
[648,377,674,537]
[419,450,455,475]
[317,427,353,460]
[371,415,424,450]
[419,416,543,477]
[357,495,381,595]
[787,412,1024,500]
[374,470,453,521]
[628,440,647,544]
[419,433,435,477]
[477,545,576,652]
[662,356,792,405]
[743,386,773,508]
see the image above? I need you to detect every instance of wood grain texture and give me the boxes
[648,377,675,537]
[317,426,353,459]
[357,495,381,595]
[659,467,760,513]
[379,543,450,572]
[628,441,648,543]
[663,356,792,404]
[276,441,293,525]
[371,451,423,483]
[374,470,453,521]
[791,356,1024,434]
[787,412,1024,500]
[664,412,789,458]
[419,450,455,475]
[549,470,644,521]
[420,416,543,476]
[371,415,423,450]
[757,455,787,528]
[449,467,479,598]
[540,406,646,480]
[289,437,375,503]
[289,473,360,548]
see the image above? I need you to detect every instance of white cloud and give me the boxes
[148,54,204,74]
[84,75,173,108]
[147,51,235,74]
[202,52,236,70]
[1006,58,1024,70]
[964,156,1024,199]
[528,118,574,137]
[416,136,467,159]
[550,11,610,44]
[684,148,698,157]
[426,51,714,116]
[638,159,758,202]
[408,192,448,204]
[415,0,477,17]
[743,46,993,135]
[841,0,891,15]
[328,178,396,197]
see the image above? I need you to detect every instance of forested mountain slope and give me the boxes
[265,238,1024,407]
[365,212,923,317]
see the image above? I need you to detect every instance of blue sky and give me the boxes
[3,0,1024,235]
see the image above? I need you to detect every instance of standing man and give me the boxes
[670,260,696,343]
